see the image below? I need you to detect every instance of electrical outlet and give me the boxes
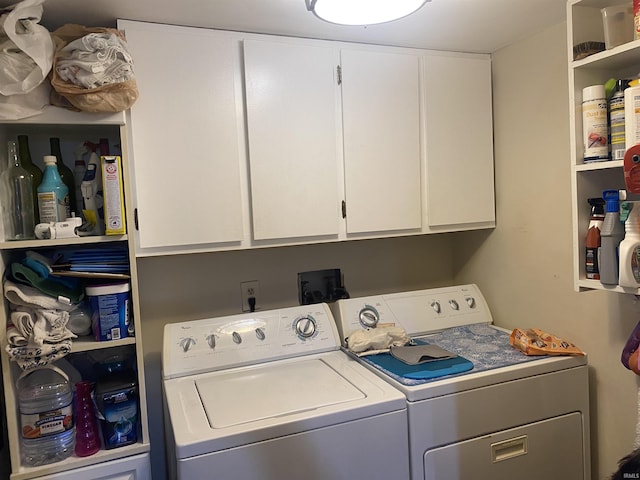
[240,280,259,312]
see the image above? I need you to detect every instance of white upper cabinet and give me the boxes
[120,21,245,252]
[243,39,341,241]
[119,21,495,256]
[340,48,422,234]
[423,52,495,228]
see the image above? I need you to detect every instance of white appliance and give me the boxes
[162,303,409,480]
[331,284,590,480]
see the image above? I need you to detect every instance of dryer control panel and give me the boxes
[330,284,493,344]
[163,303,340,379]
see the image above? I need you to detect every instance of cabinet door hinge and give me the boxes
[134,208,139,231]
[341,200,346,218]
[337,65,342,85]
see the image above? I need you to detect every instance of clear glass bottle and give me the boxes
[17,134,42,223]
[49,137,77,216]
[1,140,35,240]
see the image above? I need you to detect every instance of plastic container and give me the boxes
[626,85,640,150]
[17,366,75,466]
[582,85,609,162]
[37,155,70,223]
[74,380,101,457]
[94,357,138,450]
[600,189,625,285]
[86,282,131,341]
[619,201,640,287]
[610,79,630,161]
[602,4,634,49]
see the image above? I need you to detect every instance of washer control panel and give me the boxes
[163,303,339,379]
[330,284,493,344]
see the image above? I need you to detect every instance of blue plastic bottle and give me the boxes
[37,155,70,223]
[600,189,625,285]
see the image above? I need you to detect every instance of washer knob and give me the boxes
[295,316,317,338]
[179,337,195,352]
[430,301,441,314]
[206,334,216,349]
[256,327,266,340]
[232,331,242,344]
[359,306,379,328]
[449,299,459,310]
[465,297,476,308]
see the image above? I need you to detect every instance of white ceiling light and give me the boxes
[305,0,431,26]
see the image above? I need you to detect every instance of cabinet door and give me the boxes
[244,39,341,241]
[341,49,422,234]
[121,21,244,250]
[423,53,495,227]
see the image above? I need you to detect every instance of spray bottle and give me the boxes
[600,189,626,285]
[585,197,605,280]
[619,201,640,288]
[78,141,104,236]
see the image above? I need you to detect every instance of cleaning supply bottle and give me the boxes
[600,189,626,285]
[80,142,104,235]
[50,137,77,216]
[585,197,605,279]
[619,201,640,287]
[38,155,70,223]
[73,144,87,217]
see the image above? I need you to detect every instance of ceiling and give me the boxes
[3,0,568,54]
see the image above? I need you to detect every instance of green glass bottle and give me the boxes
[50,137,77,216]
[17,135,42,224]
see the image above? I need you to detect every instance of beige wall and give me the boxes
[136,21,637,480]
[453,22,640,479]
[137,234,455,479]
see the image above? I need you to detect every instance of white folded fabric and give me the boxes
[4,279,75,311]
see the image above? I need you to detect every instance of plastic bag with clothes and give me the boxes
[0,0,53,119]
[50,24,138,113]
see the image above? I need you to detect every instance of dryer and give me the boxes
[331,284,590,480]
[162,303,409,480]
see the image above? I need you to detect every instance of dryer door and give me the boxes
[424,412,584,480]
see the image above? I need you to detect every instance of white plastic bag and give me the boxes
[0,0,53,119]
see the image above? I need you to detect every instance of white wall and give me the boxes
[453,22,640,479]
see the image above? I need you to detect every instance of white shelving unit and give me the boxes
[0,108,150,479]
[568,0,640,293]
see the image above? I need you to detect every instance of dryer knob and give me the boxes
[180,337,195,352]
[465,296,476,308]
[430,301,441,314]
[359,307,379,328]
[206,334,216,349]
[232,331,242,344]
[449,300,459,310]
[256,327,266,341]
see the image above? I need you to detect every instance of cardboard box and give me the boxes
[101,156,127,235]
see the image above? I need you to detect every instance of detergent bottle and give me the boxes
[619,201,640,288]
[600,189,625,285]
[585,197,605,280]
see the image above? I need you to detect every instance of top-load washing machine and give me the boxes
[162,303,410,480]
[331,284,590,480]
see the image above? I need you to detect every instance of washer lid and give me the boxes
[196,358,365,429]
